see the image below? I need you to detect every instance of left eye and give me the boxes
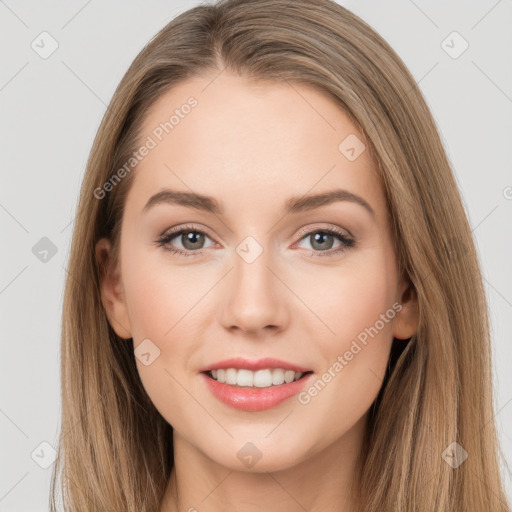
[295,229,352,253]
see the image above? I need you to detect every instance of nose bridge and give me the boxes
[218,235,289,333]
[234,237,273,296]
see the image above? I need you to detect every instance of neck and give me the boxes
[160,415,366,512]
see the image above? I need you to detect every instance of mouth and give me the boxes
[201,368,315,412]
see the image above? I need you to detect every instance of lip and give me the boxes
[199,357,311,373]
[201,371,314,412]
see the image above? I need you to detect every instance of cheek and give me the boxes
[293,249,396,353]
[119,247,202,417]
[121,243,203,340]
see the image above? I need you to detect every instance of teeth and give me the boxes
[208,368,305,387]
[225,368,237,385]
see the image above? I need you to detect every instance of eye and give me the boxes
[156,225,215,257]
[156,224,355,258]
[294,227,355,257]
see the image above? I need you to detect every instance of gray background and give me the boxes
[1,0,511,510]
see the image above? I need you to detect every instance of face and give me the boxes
[96,72,418,473]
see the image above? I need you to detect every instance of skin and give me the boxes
[96,72,419,512]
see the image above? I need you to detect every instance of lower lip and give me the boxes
[201,372,313,412]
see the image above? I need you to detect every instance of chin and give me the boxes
[203,441,311,474]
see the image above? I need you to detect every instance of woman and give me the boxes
[50,0,511,510]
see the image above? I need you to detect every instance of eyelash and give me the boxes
[155,224,355,258]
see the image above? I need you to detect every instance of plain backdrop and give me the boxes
[1,0,511,510]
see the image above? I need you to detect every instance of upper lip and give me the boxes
[199,357,312,373]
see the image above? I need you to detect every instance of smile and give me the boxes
[201,370,314,412]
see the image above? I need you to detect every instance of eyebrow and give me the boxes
[142,188,375,218]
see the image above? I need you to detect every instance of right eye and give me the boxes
[156,225,216,256]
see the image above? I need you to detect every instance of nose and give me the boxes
[218,249,290,336]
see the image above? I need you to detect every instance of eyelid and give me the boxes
[294,223,352,240]
[161,223,216,240]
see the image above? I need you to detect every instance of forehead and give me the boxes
[126,72,386,221]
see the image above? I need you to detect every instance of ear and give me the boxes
[393,277,419,340]
[95,237,132,339]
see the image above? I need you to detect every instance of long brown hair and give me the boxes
[50,0,511,510]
